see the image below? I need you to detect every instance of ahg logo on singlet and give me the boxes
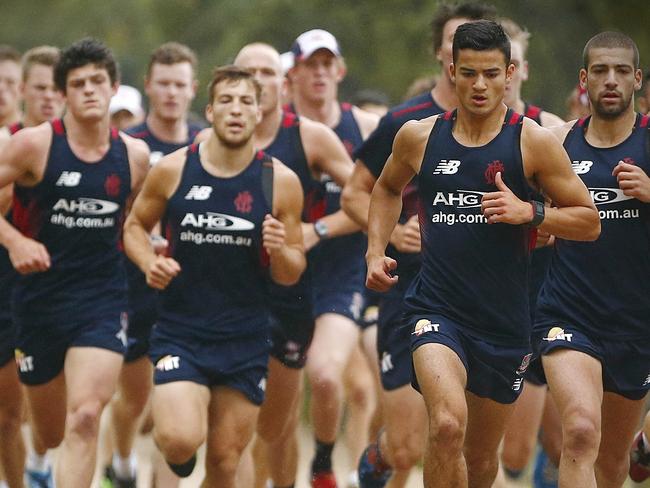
[53,198,119,215]
[571,161,593,175]
[433,159,461,175]
[55,171,82,187]
[180,212,254,231]
[184,186,213,200]
[589,188,634,205]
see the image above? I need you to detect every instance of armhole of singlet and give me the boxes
[563,118,585,148]
[512,113,529,196]
[261,153,274,213]
[418,115,447,176]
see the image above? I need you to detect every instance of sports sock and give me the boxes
[112,453,136,479]
[26,451,50,473]
[311,439,334,473]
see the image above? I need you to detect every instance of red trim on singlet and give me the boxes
[188,143,198,153]
[443,111,453,121]
[525,105,542,120]
[640,114,649,128]
[8,122,23,135]
[128,130,149,139]
[577,117,588,127]
[110,127,119,140]
[256,150,264,161]
[508,112,521,126]
[392,101,435,119]
[282,111,298,128]
[341,102,352,111]
[52,118,65,135]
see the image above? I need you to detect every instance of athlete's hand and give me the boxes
[481,172,533,225]
[262,214,287,254]
[8,236,50,274]
[150,234,169,255]
[535,229,555,248]
[613,161,650,202]
[145,255,180,290]
[301,222,320,252]
[389,215,421,253]
[366,254,398,292]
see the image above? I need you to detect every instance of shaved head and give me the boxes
[235,43,282,72]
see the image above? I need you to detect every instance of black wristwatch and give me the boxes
[530,200,545,227]
[314,219,329,239]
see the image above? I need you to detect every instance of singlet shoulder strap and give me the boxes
[259,151,274,210]
[524,103,542,122]
[51,118,65,135]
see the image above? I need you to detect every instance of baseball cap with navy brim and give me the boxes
[291,29,342,61]
[109,84,143,117]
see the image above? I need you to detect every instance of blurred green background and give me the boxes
[3,0,649,117]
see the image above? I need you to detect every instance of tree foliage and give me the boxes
[2,0,649,117]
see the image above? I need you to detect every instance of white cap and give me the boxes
[279,51,295,74]
[291,29,341,61]
[109,85,143,117]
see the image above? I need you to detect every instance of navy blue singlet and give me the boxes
[404,109,532,346]
[265,112,325,223]
[125,121,203,323]
[536,114,650,339]
[356,92,445,288]
[12,119,131,326]
[158,145,272,341]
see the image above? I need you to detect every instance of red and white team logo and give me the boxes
[104,174,121,197]
[484,160,504,185]
[234,191,253,214]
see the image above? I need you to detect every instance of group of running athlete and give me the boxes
[0,2,649,488]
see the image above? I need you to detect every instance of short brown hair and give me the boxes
[583,31,639,69]
[147,42,197,76]
[207,65,261,104]
[500,18,530,58]
[0,45,21,63]
[430,2,497,54]
[22,46,60,81]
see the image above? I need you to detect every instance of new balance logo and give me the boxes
[512,377,524,391]
[55,171,82,187]
[185,186,213,200]
[156,355,180,371]
[433,159,461,175]
[381,352,394,373]
[571,161,593,175]
[643,373,650,387]
[258,377,267,392]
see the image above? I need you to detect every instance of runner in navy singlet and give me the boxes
[530,32,650,488]
[0,45,64,488]
[124,66,305,486]
[0,39,149,488]
[231,43,357,488]
[105,42,204,488]
[287,28,381,486]
[341,4,497,486]
[0,46,21,131]
[366,22,598,488]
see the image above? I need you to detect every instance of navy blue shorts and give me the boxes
[377,290,412,391]
[124,308,157,363]
[0,318,14,368]
[309,236,365,322]
[409,313,532,404]
[15,312,128,386]
[533,317,650,400]
[150,327,270,406]
[358,288,381,330]
[268,308,315,370]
